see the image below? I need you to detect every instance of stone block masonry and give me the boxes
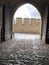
[13,18,41,34]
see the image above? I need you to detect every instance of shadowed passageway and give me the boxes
[0,0,49,65]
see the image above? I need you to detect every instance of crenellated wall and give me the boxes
[13,18,41,34]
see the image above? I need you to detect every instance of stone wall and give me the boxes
[13,18,41,34]
[5,6,11,41]
[42,6,48,41]
[0,6,2,43]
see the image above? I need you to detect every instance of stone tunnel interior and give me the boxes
[0,0,49,65]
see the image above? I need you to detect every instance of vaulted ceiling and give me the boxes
[0,0,49,6]
[0,0,48,15]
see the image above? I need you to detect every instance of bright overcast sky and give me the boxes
[14,3,41,19]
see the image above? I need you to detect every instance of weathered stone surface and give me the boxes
[0,39,49,65]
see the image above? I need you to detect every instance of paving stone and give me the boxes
[0,39,49,65]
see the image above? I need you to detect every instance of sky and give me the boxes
[14,3,41,19]
[13,3,41,24]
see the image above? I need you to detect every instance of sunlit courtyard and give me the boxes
[13,33,40,40]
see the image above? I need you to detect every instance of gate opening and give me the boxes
[12,3,41,40]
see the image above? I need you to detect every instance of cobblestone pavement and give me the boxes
[0,39,49,65]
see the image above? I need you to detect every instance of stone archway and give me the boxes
[0,0,48,43]
[9,0,45,39]
[1,0,47,43]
